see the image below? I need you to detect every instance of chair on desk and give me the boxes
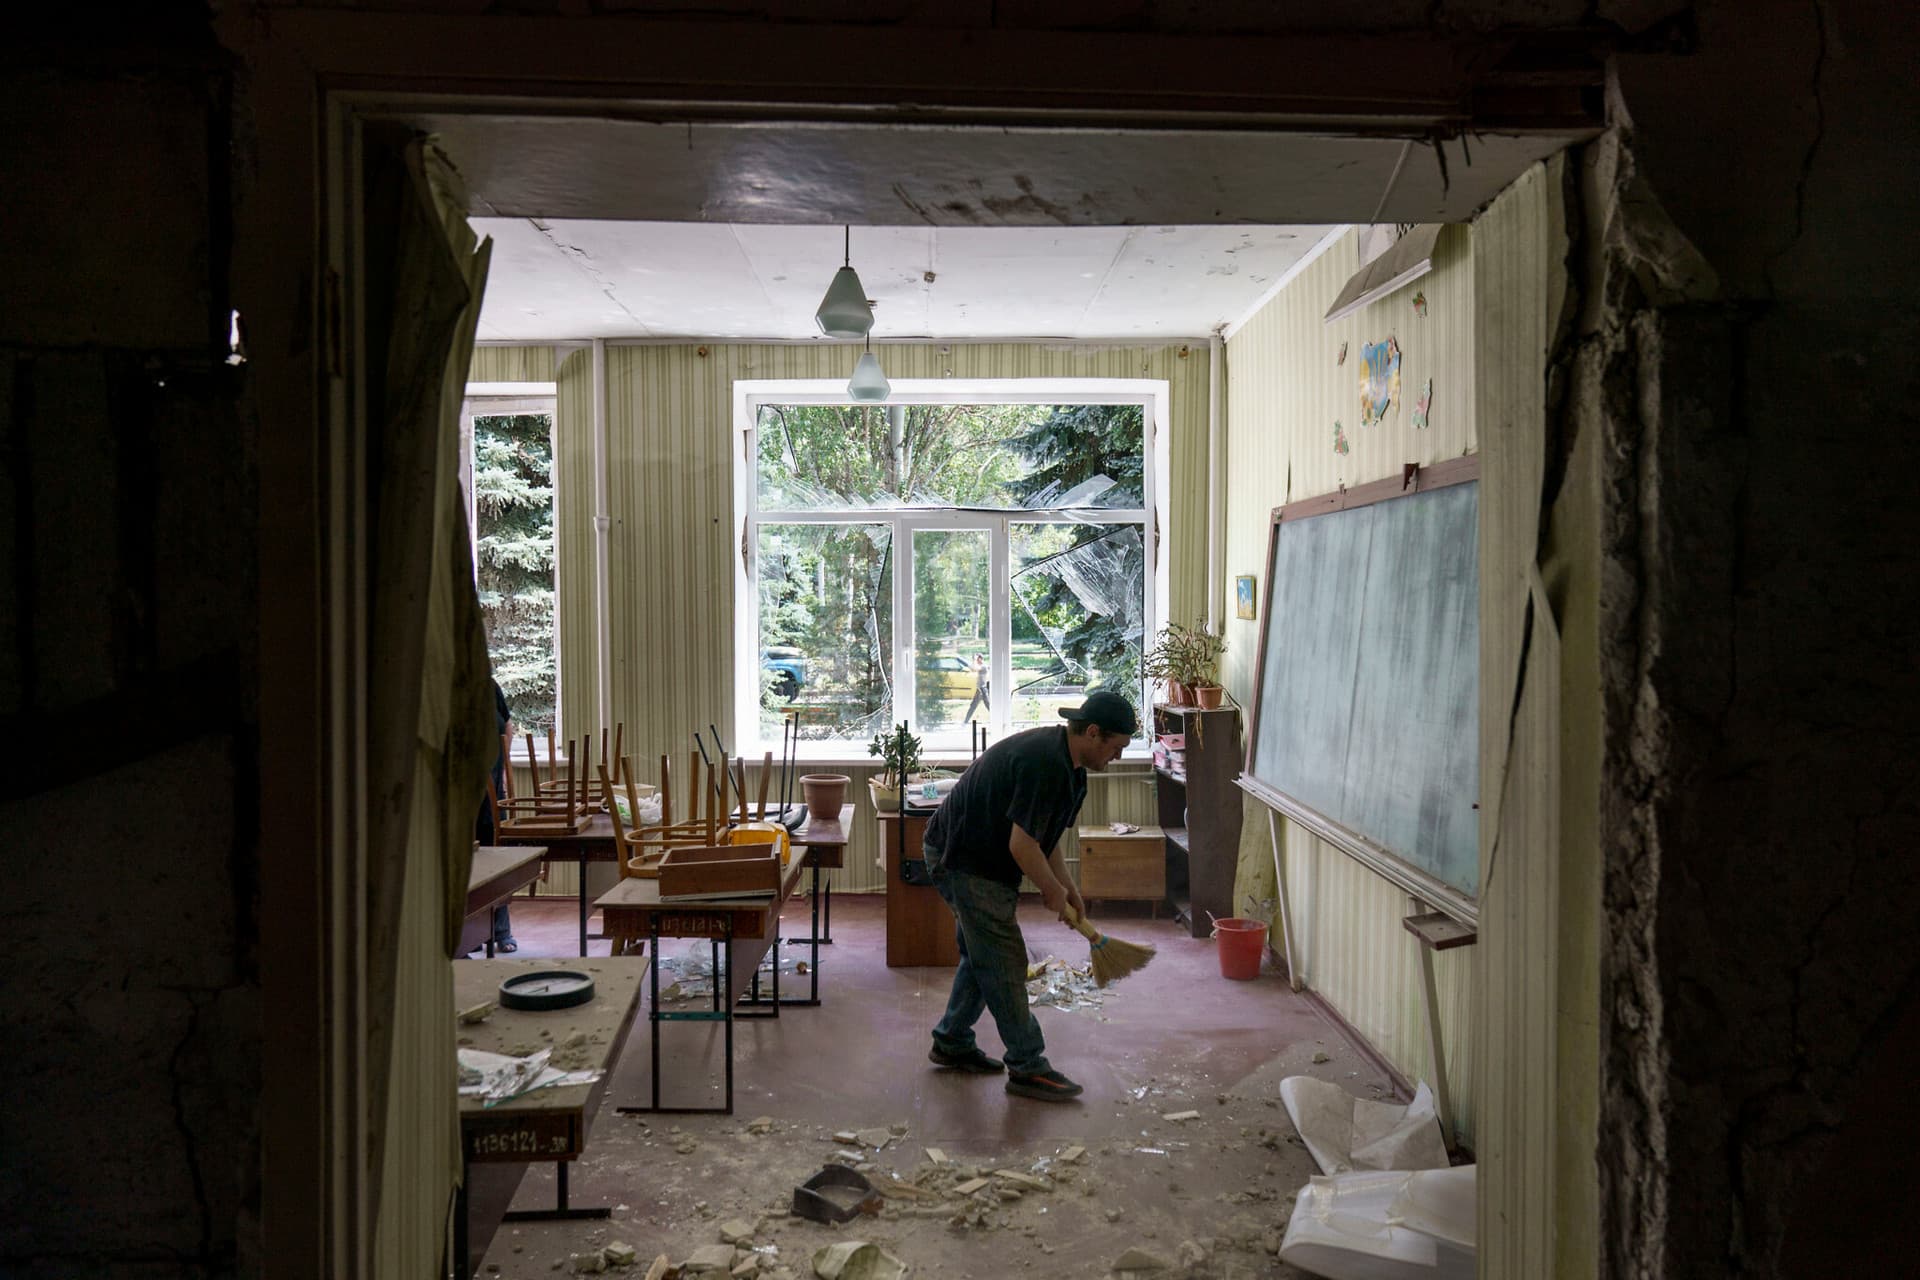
[599,754,720,956]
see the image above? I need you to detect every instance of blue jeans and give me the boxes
[931,869,1050,1076]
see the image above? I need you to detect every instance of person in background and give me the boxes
[963,652,990,723]
[475,676,516,952]
[920,690,1137,1101]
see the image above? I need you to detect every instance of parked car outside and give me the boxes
[917,653,977,698]
[762,646,806,699]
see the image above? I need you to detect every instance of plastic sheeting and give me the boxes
[1278,1166,1475,1280]
[1279,1076,1450,1174]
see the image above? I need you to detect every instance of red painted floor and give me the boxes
[465,891,1394,1278]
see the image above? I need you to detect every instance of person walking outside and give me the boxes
[962,653,990,723]
[921,689,1137,1100]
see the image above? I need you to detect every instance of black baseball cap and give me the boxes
[1058,690,1140,737]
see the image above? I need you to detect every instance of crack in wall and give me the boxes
[1764,0,1829,296]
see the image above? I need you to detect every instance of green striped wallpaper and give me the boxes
[470,343,558,382]
[530,340,1209,893]
[1223,226,1480,1139]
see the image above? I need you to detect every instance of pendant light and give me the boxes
[848,333,890,402]
[814,226,874,339]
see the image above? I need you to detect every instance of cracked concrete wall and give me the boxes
[0,30,261,1280]
[1578,2,1920,1273]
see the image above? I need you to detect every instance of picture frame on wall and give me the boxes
[1235,575,1257,620]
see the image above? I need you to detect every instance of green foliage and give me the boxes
[474,412,557,732]
[1143,619,1226,688]
[753,400,1147,737]
[1004,405,1148,694]
[866,721,924,789]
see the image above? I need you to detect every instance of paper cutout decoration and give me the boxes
[1413,378,1433,429]
[1333,420,1349,455]
[1359,336,1401,425]
[1336,341,1349,366]
[1412,290,1428,317]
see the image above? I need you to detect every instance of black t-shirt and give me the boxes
[923,725,1087,886]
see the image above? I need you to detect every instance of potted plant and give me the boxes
[1143,620,1227,708]
[866,720,924,812]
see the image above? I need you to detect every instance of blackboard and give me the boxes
[1243,459,1479,916]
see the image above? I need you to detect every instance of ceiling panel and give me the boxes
[473,220,1328,341]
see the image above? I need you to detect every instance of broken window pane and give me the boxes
[1009,521,1146,732]
[756,523,894,743]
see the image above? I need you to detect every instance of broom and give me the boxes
[1062,905,1155,987]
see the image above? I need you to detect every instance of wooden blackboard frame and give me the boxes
[1240,455,1480,927]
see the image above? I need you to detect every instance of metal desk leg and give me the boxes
[619,917,735,1115]
[577,852,590,957]
[738,891,819,1009]
[501,1160,611,1223]
[737,931,786,1016]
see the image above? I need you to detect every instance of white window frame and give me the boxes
[732,378,1170,759]
[461,385,564,745]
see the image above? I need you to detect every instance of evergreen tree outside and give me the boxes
[1004,405,1148,706]
[473,412,558,733]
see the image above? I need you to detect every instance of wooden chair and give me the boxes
[617,751,724,878]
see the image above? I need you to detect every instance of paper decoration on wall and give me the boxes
[1336,341,1349,366]
[1235,575,1258,620]
[1359,336,1401,425]
[1333,420,1350,455]
[1412,290,1428,317]
[1413,378,1433,429]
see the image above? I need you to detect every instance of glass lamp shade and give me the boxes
[814,267,874,339]
[847,351,891,402]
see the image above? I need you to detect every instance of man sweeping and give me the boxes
[922,690,1137,1101]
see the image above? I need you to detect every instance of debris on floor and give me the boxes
[810,1241,905,1280]
[657,949,806,1002]
[1023,955,1110,1016]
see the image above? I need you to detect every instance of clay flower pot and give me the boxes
[800,773,851,820]
[1191,683,1225,709]
[1164,679,1193,707]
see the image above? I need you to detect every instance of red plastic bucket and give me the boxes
[1213,917,1268,980]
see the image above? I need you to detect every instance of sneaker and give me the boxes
[928,1045,1004,1074]
[1005,1069,1083,1101]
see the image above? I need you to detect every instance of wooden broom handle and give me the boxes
[1060,904,1100,942]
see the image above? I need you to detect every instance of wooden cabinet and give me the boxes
[1153,704,1244,938]
[875,809,960,968]
[1076,824,1167,906]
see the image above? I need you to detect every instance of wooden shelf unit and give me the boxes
[1152,704,1244,938]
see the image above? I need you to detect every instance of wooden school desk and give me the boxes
[496,812,619,957]
[459,845,547,957]
[452,955,647,1280]
[593,803,852,1114]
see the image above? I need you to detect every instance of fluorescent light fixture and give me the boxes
[1323,224,1442,324]
[814,226,875,339]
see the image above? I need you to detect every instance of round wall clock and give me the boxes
[497,970,596,1011]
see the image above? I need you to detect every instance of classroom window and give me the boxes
[461,395,560,737]
[738,387,1160,756]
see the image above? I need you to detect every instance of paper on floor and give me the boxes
[1278,1166,1475,1280]
[1278,1076,1448,1174]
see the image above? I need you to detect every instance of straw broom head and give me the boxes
[1063,907,1155,987]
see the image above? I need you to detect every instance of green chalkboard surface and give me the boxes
[1244,460,1479,909]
